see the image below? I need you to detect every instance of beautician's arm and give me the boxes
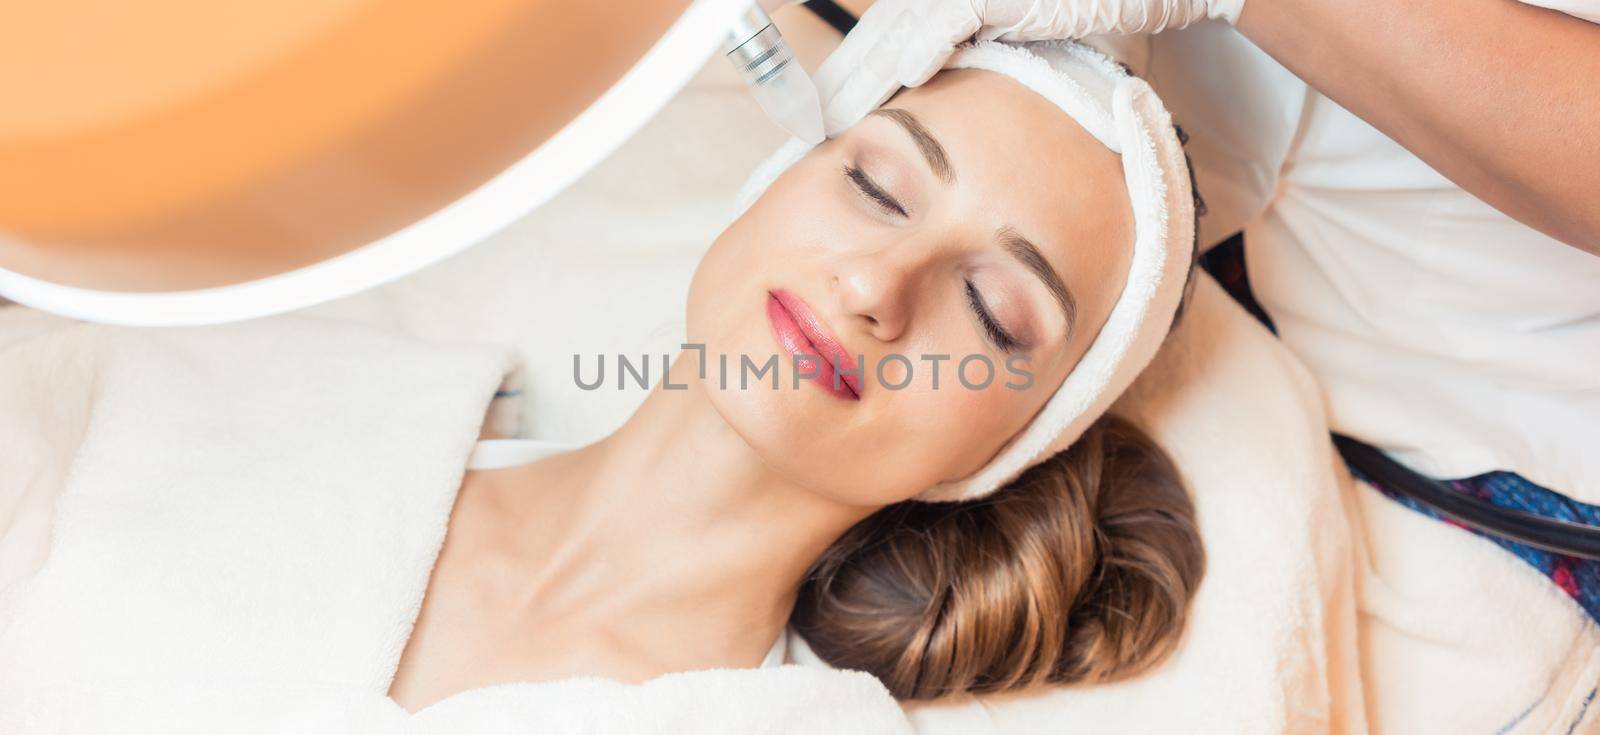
[1236,0,1600,256]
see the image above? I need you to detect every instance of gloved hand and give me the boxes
[814,0,1246,134]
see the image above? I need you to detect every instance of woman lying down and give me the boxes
[2,41,1205,726]
[392,40,1205,710]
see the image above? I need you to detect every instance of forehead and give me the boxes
[886,69,1133,312]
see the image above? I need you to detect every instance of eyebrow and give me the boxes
[999,227,1078,340]
[870,108,955,184]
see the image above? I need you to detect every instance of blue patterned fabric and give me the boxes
[1352,467,1600,625]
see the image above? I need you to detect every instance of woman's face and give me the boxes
[687,69,1134,507]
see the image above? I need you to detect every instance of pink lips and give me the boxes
[767,289,863,402]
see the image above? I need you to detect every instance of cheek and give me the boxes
[686,201,786,346]
[745,157,866,254]
[816,357,1059,506]
[685,230,742,343]
[685,195,875,502]
[687,175,847,353]
[907,373,1050,478]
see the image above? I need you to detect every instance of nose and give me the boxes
[830,240,933,344]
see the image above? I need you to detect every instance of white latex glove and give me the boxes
[814,0,1246,134]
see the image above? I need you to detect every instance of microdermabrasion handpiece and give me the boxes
[725,4,826,144]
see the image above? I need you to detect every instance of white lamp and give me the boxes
[0,0,752,325]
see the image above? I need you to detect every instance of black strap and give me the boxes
[1334,434,1600,560]
[804,0,858,35]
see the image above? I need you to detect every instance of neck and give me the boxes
[494,350,869,664]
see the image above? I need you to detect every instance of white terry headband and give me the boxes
[735,40,1195,502]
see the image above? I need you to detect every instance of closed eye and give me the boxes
[843,164,908,217]
[965,280,1021,352]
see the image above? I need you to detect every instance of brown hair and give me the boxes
[791,415,1205,700]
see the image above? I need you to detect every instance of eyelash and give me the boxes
[843,164,908,217]
[966,281,1021,352]
[842,163,1019,353]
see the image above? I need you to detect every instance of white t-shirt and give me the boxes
[1129,22,1600,503]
